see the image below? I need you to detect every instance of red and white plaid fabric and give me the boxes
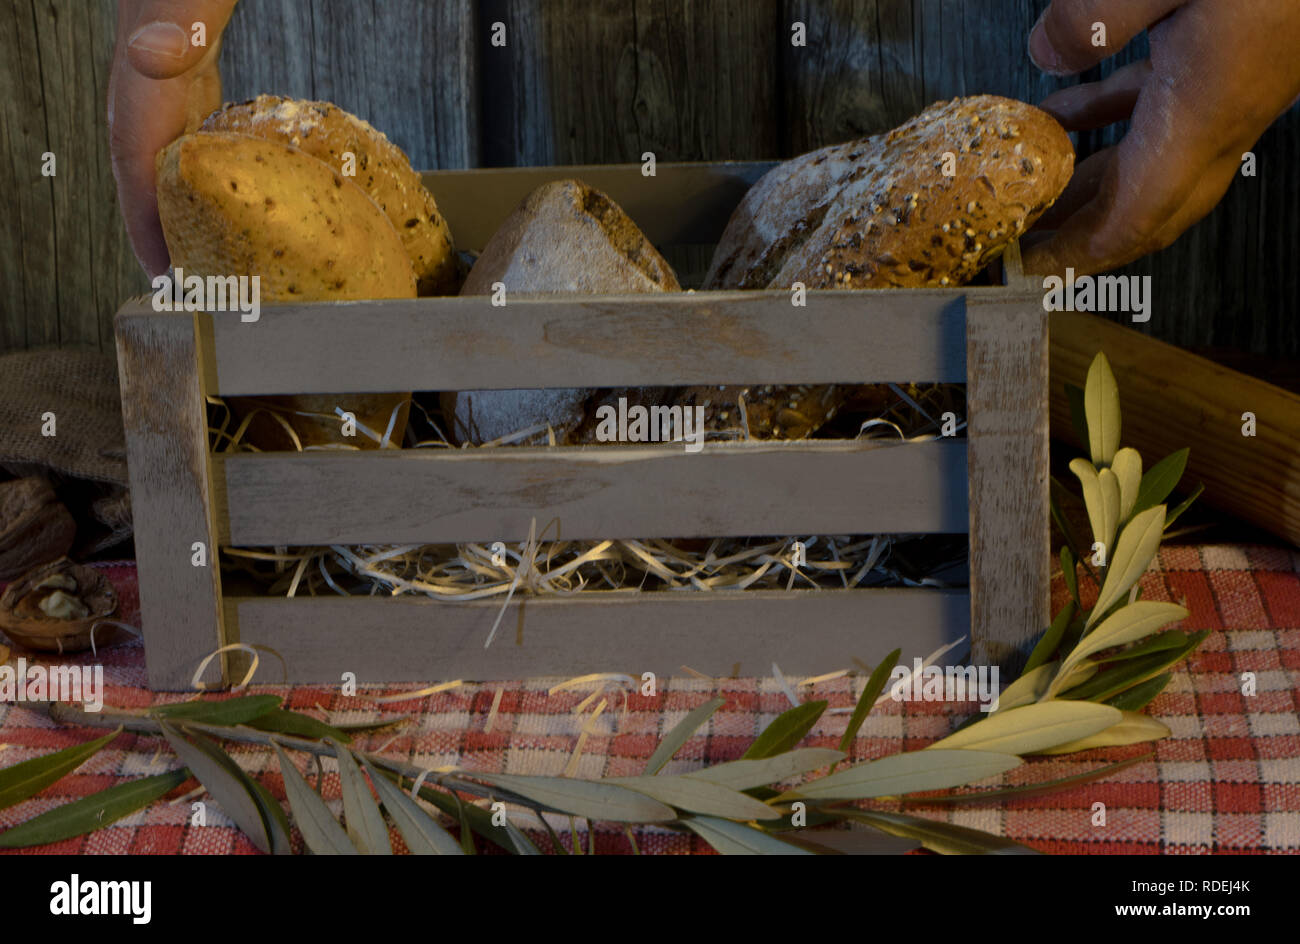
[2,544,1298,855]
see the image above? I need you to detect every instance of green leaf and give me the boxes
[683,816,814,855]
[1106,673,1173,711]
[1024,600,1076,675]
[1087,505,1167,628]
[926,702,1122,755]
[843,810,1042,854]
[0,727,122,812]
[839,649,900,755]
[1059,631,1209,703]
[1065,381,1089,448]
[1057,601,1188,687]
[0,770,187,848]
[607,775,778,820]
[1132,449,1189,517]
[384,773,509,854]
[248,776,292,855]
[787,750,1021,801]
[643,697,725,775]
[1096,630,1190,663]
[151,695,281,726]
[1032,711,1170,755]
[1098,467,1121,553]
[454,793,476,854]
[272,743,357,855]
[1084,351,1120,466]
[159,721,272,854]
[1165,482,1204,530]
[246,709,352,744]
[328,739,392,855]
[995,661,1059,713]
[503,819,542,855]
[1111,447,1143,523]
[902,752,1154,805]
[742,700,828,760]
[1061,546,1079,606]
[1069,458,1107,552]
[360,758,462,854]
[685,748,844,791]
[465,772,676,823]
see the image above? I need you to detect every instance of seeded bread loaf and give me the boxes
[446,179,680,446]
[705,95,1074,290]
[156,130,416,451]
[202,95,457,296]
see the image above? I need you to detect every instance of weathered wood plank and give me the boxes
[114,309,225,691]
[214,439,969,546]
[183,289,968,394]
[228,587,970,683]
[965,294,1050,670]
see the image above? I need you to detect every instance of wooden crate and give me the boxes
[114,161,1049,691]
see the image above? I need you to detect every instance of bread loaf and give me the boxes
[705,95,1074,290]
[202,95,457,296]
[446,179,680,445]
[156,130,416,450]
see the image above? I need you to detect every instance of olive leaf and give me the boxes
[1059,631,1209,703]
[1165,482,1204,530]
[273,743,357,855]
[1105,674,1173,712]
[249,776,293,855]
[465,772,676,823]
[1069,458,1107,553]
[0,726,122,812]
[247,709,352,744]
[784,749,1021,801]
[643,697,725,775]
[902,752,1154,805]
[842,810,1041,855]
[685,748,843,791]
[0,770,188,849]
[1031,711,1170,755]
[159,721,273,854]
[742,700,827,760]
[360,757,463,854]
[1087,505,1167,629]
[503,818,542,855]
[838,649,901,756]
[683,816,814,855]
[328,739,392,855]
[1084,351,1120,466]
[926,702,1122,755]
[1132,448,1189,517]
[1110,447,1142,522]
[1056,601,1188,688]
[1098,467,1121,553]
[1060,546,1080,607]
[606,775,778,820]
[1023,600,1076,675]
[994,662,1059,713]
[151,695,281,726]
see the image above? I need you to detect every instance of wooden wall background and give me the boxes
[3,0,1297,360]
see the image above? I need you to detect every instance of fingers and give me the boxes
[1038,60,1151,131]
[1032,147,1115,231]
[122,0,238,80]
[1029,0,1186,76]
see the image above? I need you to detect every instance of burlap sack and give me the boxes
[0,349,132,554]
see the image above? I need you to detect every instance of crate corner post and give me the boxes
[114,303,228,691]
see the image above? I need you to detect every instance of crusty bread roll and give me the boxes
[446,179,680,445]
[202,95,457,296]
[705,95,1074,290]
[156,130,415,451]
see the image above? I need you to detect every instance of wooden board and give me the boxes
[215,439,968,546]
[226,587,970,684]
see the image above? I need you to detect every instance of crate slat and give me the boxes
[214,438,967,546]
[179,290,969,395]
[223,588,970,684]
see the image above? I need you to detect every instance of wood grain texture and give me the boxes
[966,293,1050,670]
[184,288,968,395]
[1051,310,1300,547]
[214,439,969,546]
[114,308,225,690]
[228,588,970,683]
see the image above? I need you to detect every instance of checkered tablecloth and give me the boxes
[2,543,1298,855]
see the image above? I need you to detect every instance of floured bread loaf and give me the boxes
[446,180,680,445]
[203,95,457,296]
[705,95,1074,290]
[156,130,416,450]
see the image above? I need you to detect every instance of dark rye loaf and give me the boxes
[704,95,1074,290]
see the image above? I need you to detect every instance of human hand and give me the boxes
[109,0,238,277]
[1021,0,1300,277]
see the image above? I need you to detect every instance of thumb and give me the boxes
[123,0,238,79]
